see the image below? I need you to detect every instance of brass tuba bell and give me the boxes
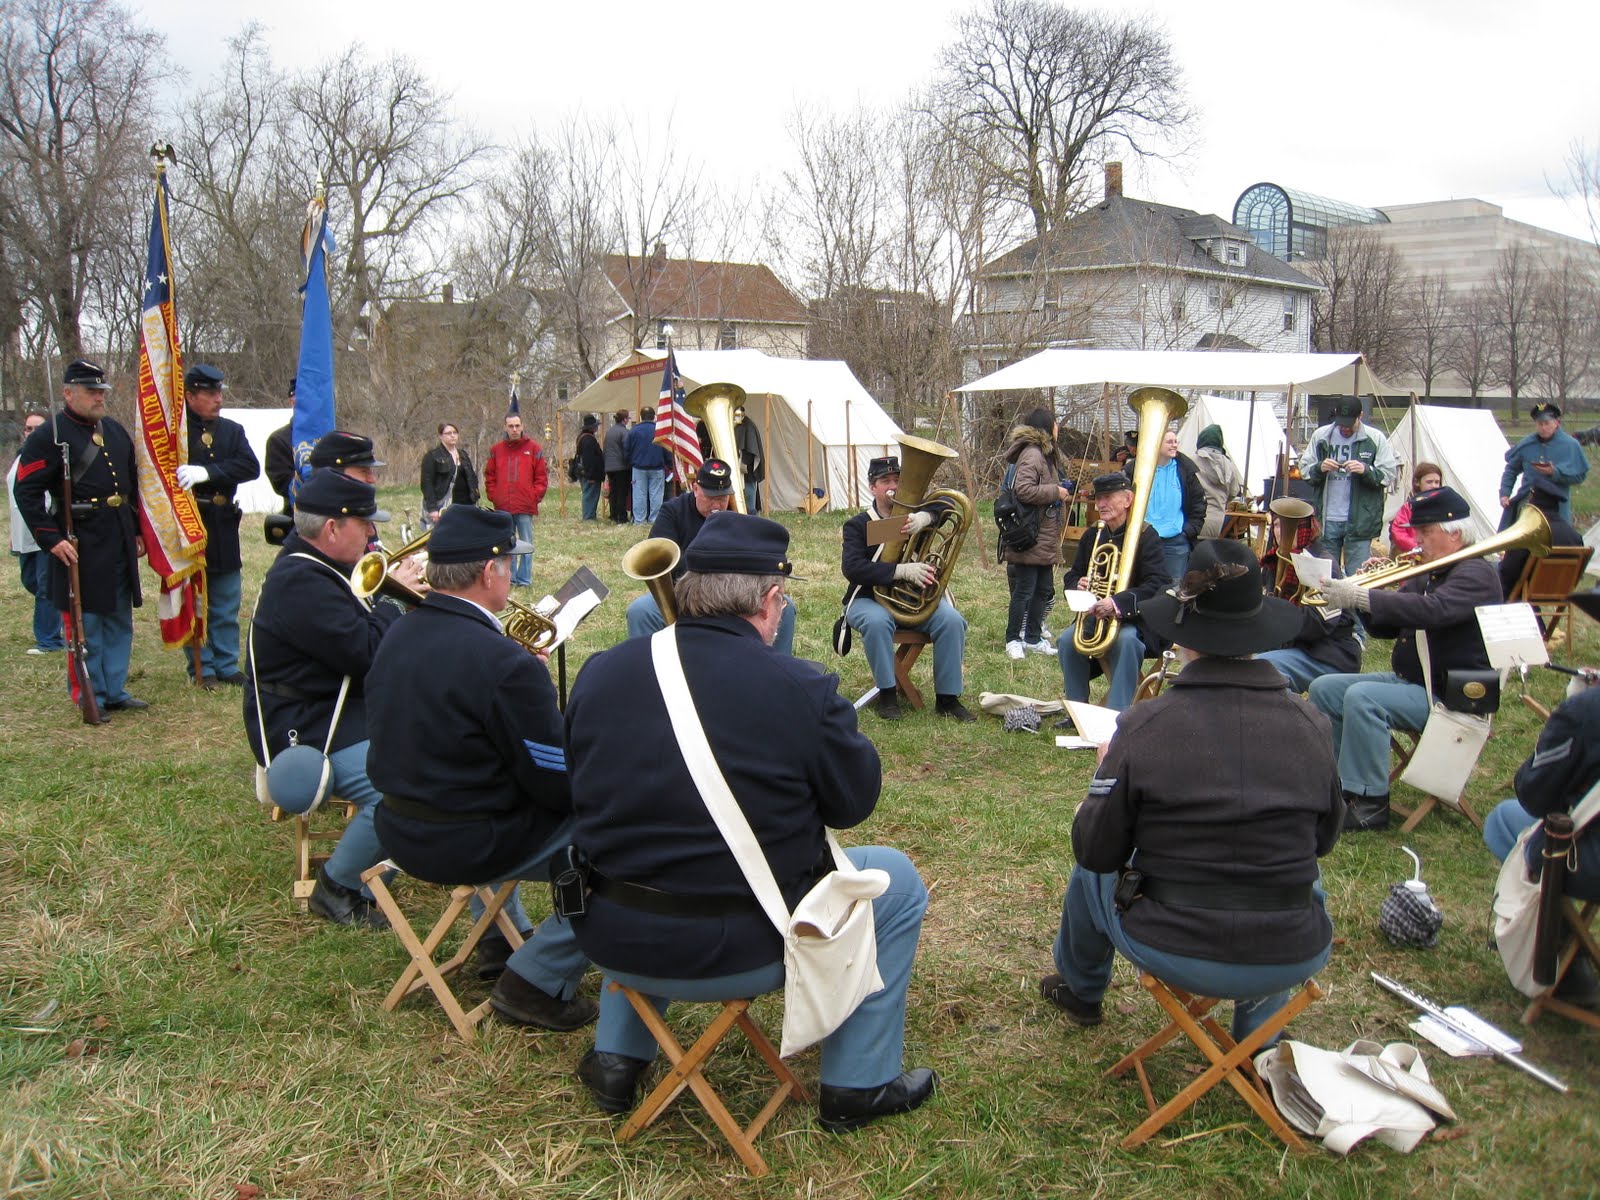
[872,434,974,626]
[683,382,747,513]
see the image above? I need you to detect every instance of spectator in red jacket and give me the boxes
[484,413,548,587]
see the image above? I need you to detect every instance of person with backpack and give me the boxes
[1001,408,1072,661]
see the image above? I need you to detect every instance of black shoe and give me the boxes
[216,672,247,687]
[1039,973,1103,1026]
[489,970,598,1031]
[1555,954,1600,1009]
[196,677,219,692]
[105,696,149,711]
[876,692,902,721]
[474,927,533,982]
[818,1067,938,1133]
[578,1049,650,1114]
[935,696,977,723]
[307,866,390,930]
[1342,791,1391,832]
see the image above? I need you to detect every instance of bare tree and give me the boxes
[1307,227,1411,373]
[1444,288,1495,402]
[0,0,164,360]
[1532,252,1598,404]
[288,46,491,343]
[1485,242,1545,401]
[1397,271,1456,398]
[931,0,1193,239]
[1564,134,1600,246]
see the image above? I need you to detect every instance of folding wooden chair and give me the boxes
[892,630,933,710]
[1388,729,1484,834]
[609,982,808,1178]
[1506,546,1594,646]
[268,799,357,910]
[359,861,525,1042]
[1520,899,1600,1032]
[1107,973,1323,1152]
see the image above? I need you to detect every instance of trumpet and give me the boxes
[623,537,680,625]
[502,597,558,654]
[351,531,430,606]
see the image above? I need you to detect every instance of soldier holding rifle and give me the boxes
[14,360,147,723]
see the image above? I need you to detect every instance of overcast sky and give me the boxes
[138,0,1599,244]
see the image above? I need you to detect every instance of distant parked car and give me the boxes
[1574,424,1600,446]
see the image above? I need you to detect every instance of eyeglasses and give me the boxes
[768,585,790,611]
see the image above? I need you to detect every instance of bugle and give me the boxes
[502,597,558,654]
[351,531,430,606]
[683,382,747,514]
[623,537,680,625]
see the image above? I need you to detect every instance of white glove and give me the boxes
[893,561,933,585]
[1319,576,1369,613]
[176,464,209,489]
[904,511,935,535]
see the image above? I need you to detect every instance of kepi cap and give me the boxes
[683,513,801,578]
[310,430,386,470]
[427,506,530,564]
[867,455,900,482]
[1530,402,1562,421]
[63,359,111,390]
[696,458,734,496]
[1408,485,1471,526]
[294,469,389,522]
[185,363,225,391]
[1092,471,1133,497]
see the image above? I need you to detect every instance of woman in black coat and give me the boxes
[420,422,480,528]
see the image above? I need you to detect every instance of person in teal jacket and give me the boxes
[1297,397,1399,575]
[1500,403,1588,528]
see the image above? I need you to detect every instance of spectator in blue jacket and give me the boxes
[625,407,669,524]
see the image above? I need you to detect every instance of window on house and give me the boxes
[557,383,570,403]
[655,319,669,349]
[1225,243,1244,266]
[1171,296,1186,322]
[719,322,737,350]
[1208,282,1221,309]
[1282,293,1296,332]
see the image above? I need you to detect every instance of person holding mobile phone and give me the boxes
[1500,403,1587,529]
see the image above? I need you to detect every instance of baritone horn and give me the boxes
[1301,504,1551,606]
[683,382,747,513]
[873,434,974,626]
[350,531,430,606]
[1073,386,1188,657]
[623,537,680,625]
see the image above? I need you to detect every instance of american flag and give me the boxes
[653,349,701,472]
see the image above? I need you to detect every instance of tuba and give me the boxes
[1301,505,1551,607]
[1073,387,1188,657]
[351,531,430,607]
[872,434,974,627]
[623,536,681,625]
[502,597,558,654]
[683,382,747,514]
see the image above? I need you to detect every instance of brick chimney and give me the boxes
[442,282,454,304]
[1104,162,1123,201]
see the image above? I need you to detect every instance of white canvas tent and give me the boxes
[566,349,903,511]
[956,349,1393,398]
[1382,405,1508,545]
[223,407,289,514]
[1176,395,1287,497]
[1585,521,1600,575]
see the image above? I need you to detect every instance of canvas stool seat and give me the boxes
[358,860,525,1042]
[1107,973,1324,1152]
[604,972,807,1178]
[1388,729,1485,834]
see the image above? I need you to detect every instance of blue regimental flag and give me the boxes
[291,195,337,503]
[508,380,520,417]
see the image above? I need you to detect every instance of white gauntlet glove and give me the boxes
[904,510,935,535]
[893,561,932,584]
[1319,575,1370,613]
[176,464,209,489]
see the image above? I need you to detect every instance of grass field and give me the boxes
[3,425,1599,1199]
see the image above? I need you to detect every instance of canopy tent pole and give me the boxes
[845,398,855,506]
[1099,382,1113,460]
[806,399,815,511]
[1243,391,1257,504]
[556,410,565,518]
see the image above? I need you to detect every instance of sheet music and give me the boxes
[1290,550,1335,589]
[1475,603,1549,669]
[1062,700,1120,746]
[538,587,602,650]
[1064,590,1098,614]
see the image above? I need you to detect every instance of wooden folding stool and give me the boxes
[268,799,357,910]
[1520,899,1600,1032]
[609,982,808,1178]
[359,861,525,1042]
[1106,973,1323,1152]
[892,630,933,710]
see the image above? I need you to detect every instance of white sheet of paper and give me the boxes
[1064,590,1098,614]
[1290,550,1335,589]
[544,588,601,649]
[1064,700,1120,746]
[1476,603,1549,669]
[1054,735,1098,751]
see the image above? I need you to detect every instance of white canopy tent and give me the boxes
[1176,395,1287,497]
[955,349,1394,399]
[567,349,904,512]
[1382,405,1509,545]
[222,407,289,514]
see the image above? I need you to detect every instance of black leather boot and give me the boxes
[488,970,598,1031]
[1342,791,1391,832]
[577,1049,650,1114]
[935,695,977,723]
[307,866,390,930]
[875,691,902,721]
[818,1067,938,1132]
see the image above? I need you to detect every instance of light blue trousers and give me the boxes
[1307,671,1431,797]
[196,569,243,680]
[1059,623,1145,711]
[470,817,590,1000]
[73,571,135,710]
[593,845,926,1089]
[847,594,965,697]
